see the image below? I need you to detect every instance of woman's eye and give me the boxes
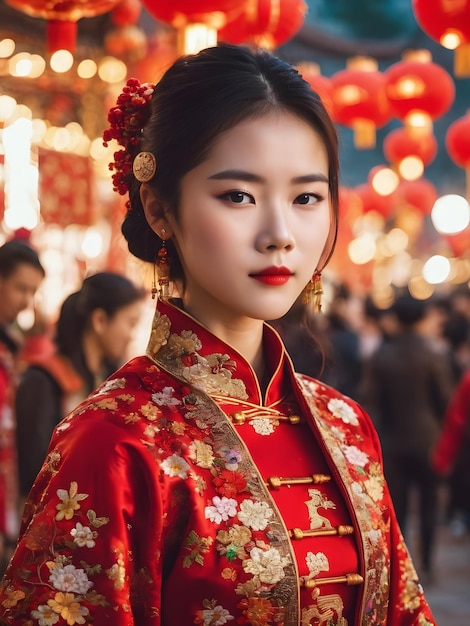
[221,191,254,205]
[295,193,321,206]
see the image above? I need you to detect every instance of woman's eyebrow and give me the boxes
[208,169,329,184]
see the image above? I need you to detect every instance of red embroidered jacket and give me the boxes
[0,300,435,625]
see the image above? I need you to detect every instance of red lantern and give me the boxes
[5,0,122,52]
[383,126,437,168]
[219,0,307,50]
[297,63,335,119]
[112,0,142,27]
[396,178,438,216]
[444,229,470,257]
[105,25,147,59]
[141,0,244,29]
[355,182,396,219]
[446,111,470,199]
[331,61,392,149]
[385,57,455,129]
[412,0,470,77]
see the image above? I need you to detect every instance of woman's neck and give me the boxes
[81,331,104,382]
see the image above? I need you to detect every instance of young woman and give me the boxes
[15,272,145,500]
[0,44,435,626]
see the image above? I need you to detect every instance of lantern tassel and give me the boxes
[353,119,376,149]
[455,43,470,79]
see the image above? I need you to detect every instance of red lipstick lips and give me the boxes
[250,266,292,285]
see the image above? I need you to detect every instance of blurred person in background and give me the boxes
[361,293,454,583]
[15,272,145,503]
[0,240,44,573]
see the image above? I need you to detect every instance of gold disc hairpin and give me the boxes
[133,151,157,182]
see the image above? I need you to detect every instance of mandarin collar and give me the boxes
[145,298,294,406]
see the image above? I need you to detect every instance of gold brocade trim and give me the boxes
[295,374,390,626]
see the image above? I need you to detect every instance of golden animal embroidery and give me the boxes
[305,489,336,530]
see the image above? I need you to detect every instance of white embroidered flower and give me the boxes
[329,425,346,441]
[304,379,319,394]
[205,496,238,524]
[31,605,60,626]
[161,454,190,479]
[305,551,330,578]
[49,564,93,595]
[364,476,384,502]
[152,386,181,407]
[237,499,273,531]
[200,605,234,625]
[366,528,382,547]
[243,546,289,584]
[343,445,369,467]
[250,418,276,436]
[328,398,359,425]
[70,522,96,548]
[56,421,71,433]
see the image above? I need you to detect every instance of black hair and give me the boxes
[122,43,339,282]
[55,272,145,393]
[0,240,45,279]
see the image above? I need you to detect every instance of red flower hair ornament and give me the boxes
[103,77,156,195]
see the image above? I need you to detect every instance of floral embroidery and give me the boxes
[152,386,181,407]
[55,482,88,521]
[31,604,60,625]
[249,418,276,436]
[328,398,359,425]
[205,496,238,524]
[161,453,191,479]
[194,599,234,625]
[242,546,289,585]
[105,556,126,590]
[237,500,273,531]
[70,523,96,548]
[189,440,215,469]
[182,531,213,568]
[236,597,278,625]
[342,445,369,467]
[47,592,89,625]
[213,469,247,497]
[305,552,330,578]
[220,448,242,470]
[1,588,25,608]
[49,564,93,595]
[216,525,252,561]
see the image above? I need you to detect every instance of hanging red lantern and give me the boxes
[446,111,470,200]
[105,25,147,60]
[383,126,437,170]
[331,59,392,149]
[5,0,122,52]
[412,0,470,77]
[384,54,455,131]
[396,178,438,216]
[355,182,396,219]
[218,0,307,50]
[141,0,243,26]
[297,63,335,119]
[112,0,142,27]
[141,0,245,52]
[338,186,363,223]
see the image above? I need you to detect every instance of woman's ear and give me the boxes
[90,308,108,336]
[140,184,174,238]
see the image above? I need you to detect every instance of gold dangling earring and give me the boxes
[151,229,171,300]
[302,271,323,313]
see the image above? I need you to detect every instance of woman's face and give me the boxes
[157,111,331,329]
[96,301,143,363]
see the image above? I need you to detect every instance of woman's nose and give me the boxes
[255,207,295,252]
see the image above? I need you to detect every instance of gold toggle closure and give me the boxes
[290,525,354,540]
[266,474,331,489]
[300,573,364,589]
[230,411,301,425]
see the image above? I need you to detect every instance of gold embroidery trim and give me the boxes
[266,474,331,489]
[300,573,364,589]
[290,525,354,540]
